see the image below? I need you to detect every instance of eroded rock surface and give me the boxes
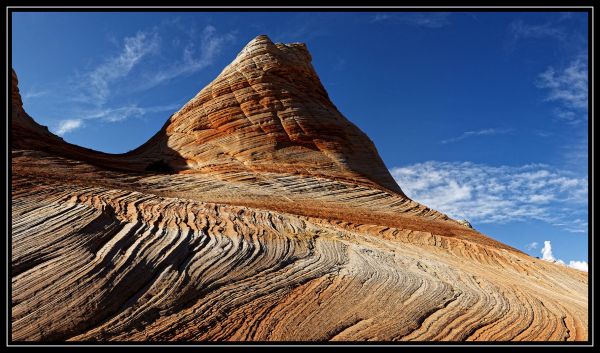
[10,35,588,342]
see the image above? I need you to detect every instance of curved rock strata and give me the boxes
[10,35,588,342]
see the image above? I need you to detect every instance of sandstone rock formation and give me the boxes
[10,35,588,342]
[457,219,474,229]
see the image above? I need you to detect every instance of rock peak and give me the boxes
[12,68,23,111]
[133,37,404,194]
[234,35,312,67]
[236,35,275,58]
[11,69,57,148]
[11,39,403,195]
[251,34,274,44]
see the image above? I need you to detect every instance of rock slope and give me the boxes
[127,35,403,194]
[10,35,588,342]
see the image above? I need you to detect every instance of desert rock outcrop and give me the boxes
[10,35,588,342]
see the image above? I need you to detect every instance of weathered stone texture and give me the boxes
[10,36,587,342]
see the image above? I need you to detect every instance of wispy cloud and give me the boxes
[504,13,587,57]
[137,25,235,90]
[370,12,451,28]
[440,128,512,144]
[270,13,330,42]
[508,20,567,42]
[88,24,234,99]
[536,57,588,172]
[55,119,83,135]
[525,242,539,250]
[561,133,588,175]
[22,89,49,100]
[52,103,180,136]
[403,12,452,28]
[541,241,587,271]
[536,56,588,121]
[504,15,587,125]
[82,103,180,123]
[504,18,569,54]
[508,15,589,174]
[333,57,346,71]
[36,22,236,136]
[78,30,160,104]
[534,130,553,138]
[390,161,588,233]
[370,13,393,23]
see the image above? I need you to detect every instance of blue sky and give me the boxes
[11,11,589,269]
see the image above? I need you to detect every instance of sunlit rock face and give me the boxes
[127,34,404,194]
[10,36,587,342]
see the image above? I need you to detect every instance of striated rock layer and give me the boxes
[10,35,588,342]
[128,35,403,194]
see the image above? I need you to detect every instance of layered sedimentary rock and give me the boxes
[11,35,588,342]
[127,35,402,194]
[11,69,60,147]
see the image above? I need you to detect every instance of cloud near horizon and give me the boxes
[525,242,539,250]
[55,119,83,135]
[390,161,587,233]
[541,240,587,272]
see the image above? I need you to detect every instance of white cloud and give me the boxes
[370,13,393,23]
[541,240,564,264]
[390,161,587,233]
[55,119,83,135]
[536,57,588,172]
[138,25,235,90]
[508,20,567,42]
[562,134,588,175]
[23,89,49,100]
[35,23,235,135]
[540,241,587,272]
[525,242,538,250]
[82,30,160,104]
[537,57,588,113]
[507,16,588,174]
[534,130,553,138]
[75,24,235,104]
[441,128,512,144]
[79,103,181,123]
[333,57,346,71]
[504,14,587,58]
[401,12,451,28]
[504,19,570,54]
[370,12,451,28]
[568,260,588,272]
